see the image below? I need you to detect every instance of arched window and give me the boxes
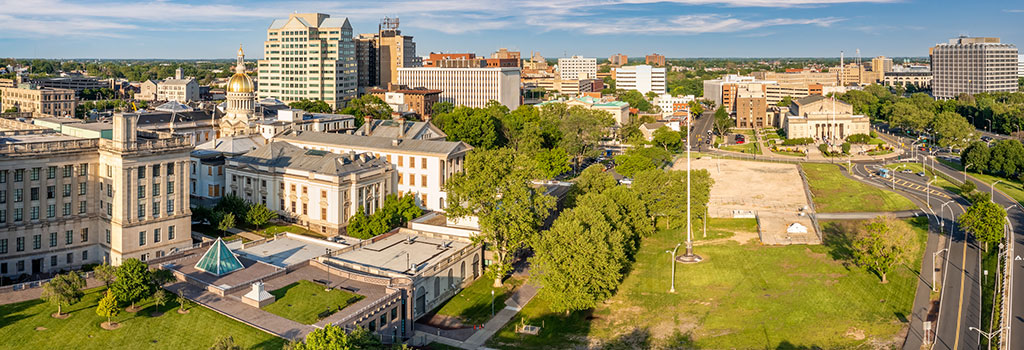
[447,268,453,289]
[460,261,466,280]
[434,277,440,297]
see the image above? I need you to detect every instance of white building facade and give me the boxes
[557,56,597,80]
[931,36,1019,99]
[614,65,666,95]
[396,67,520,109]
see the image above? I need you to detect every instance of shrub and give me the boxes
[818,143,830,156]
[782,137,814,146]
[841,142,851,154]
[846,133,872,144]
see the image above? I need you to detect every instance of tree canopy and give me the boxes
[852,216,916,283]
[41,272,86,316]
[959,200,1007,250]
[346,193,423,239]
[112,258,153,309]
[288,99,332,114]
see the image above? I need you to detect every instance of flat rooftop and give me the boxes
[237,235,352,268]
[0,133,82,144]
[163,252,281,289]
[330,232,469,276]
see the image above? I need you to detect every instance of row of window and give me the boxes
[0,201,87,223]
[0,250,88,275]
[0,183,86,203]
[137,226,176,247]
[0,228,88,254]
[0,165,87,183]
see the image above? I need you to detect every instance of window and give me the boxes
[49,232,57,247]
[63,202,71,216]
[390,306,397,320]
[291,184,296,193]
[62,165,71,177]
[422,158,428,169]
[321,190,327,199]
[410,157,415,168]
[207,167,212,176]
[139,231,146,246]
[409,174,415,186]
[79,201,86,214]
[30,187,38,201]
[138,185,145,198]
[167,181,174,194]
[167,163,174,175]
[140,253,148,262]
[369,320,376,332]
[30,206,38,220]
[291,201,296,213]
[154,228,161,243]
[168,226,175,240]
[153,164,161,176]
[421,175,427,187]
[106,165,112,177]
[63,184,71,197]
[0,170,6,183]
[33,235,41,250]
[107,203,112,216]
[0,239,6,254]
[47,166,56,179]
[14,189,21,202]
[138,166,145,179]
[65,230,73,245]
[0,190,6,203]
[30,167,39,181]
[46,186,54,199]
[167,199,174,213]
[153,184,159,197]
[16,260,23,272]
[51,255,57,266]
[152,200,160,217]
[302,186,307,195]
[82,250,88,261]
[398,174,403,185]
[66,252,72,264]
[138,204,145,218]
[302,203,308,215]
[16,237,24,251]
[78,164,88,176]
[321,207,327,219]
[46,204,54,218]
[191,162,196,174]
[80,228,88,242]
[79,183,86,195]
[0,209,5,223]
[105,229,111,243]
[14,208,22,222]
[398,156,403,166]
[14,169,23,182]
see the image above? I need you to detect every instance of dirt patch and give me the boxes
[35,326,47,331]
[649,318,699,340]
[50,312,70,319]
[845,327,866,340]
[177,308,190,314]
[100,321,121,330]
[125,305,144,313]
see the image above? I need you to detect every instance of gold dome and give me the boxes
[227,73,253,93]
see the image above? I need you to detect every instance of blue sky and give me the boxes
[0,0,1021,59]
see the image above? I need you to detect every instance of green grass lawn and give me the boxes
[488,217,927,349]
[0,287,285,350]
[772,149,807,157]
[656,217,758,242]
[802,163,917,213]
[937,158,1024,206]
[262,280,363,325]
[867,149,894,156]
[432,275,524,326]
[260,224,327,239]
[721,142,761,155]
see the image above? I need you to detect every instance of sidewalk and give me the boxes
[461,281,540,348]
[0,277,105,305]
[227,228,268,241]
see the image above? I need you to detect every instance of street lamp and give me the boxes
[940,200,955,234]
[892,165,906,190]
[992,180,1002,203]
[666,243,681,293]
[964,163,973,184]
[986,119,993,133]
[491,289,495,316]
[926,178,936,209]
[932,248,948,293]
[325,248,332,291]
[677,114,702,264]
[968,326,1005,345]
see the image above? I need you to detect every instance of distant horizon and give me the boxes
[2,56,935,62]
[0,0,1020,59]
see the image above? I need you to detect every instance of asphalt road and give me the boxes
[687,110,716,151]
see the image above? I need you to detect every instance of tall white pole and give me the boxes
[679,114,701,263]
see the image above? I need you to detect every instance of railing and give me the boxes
[0,138,100,155]
[0,271,94,293]
[332,290,402,327]
[98,137,191,152]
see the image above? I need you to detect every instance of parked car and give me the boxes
[982,136,994,142]
[917,172,926,177]
[900,169,913,174]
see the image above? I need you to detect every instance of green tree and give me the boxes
[292,325,381,350]
[712,106,733,136]
[776,95,793,107]
[288,99,332,113]
[94,263,117,289]
[884,101,933,133]
[841,142,851,154]
[218,212,236,235]
[960,180,977,195]
[152,289,169,312]
[614,147,673,178]
[112,258,153,310]
[632,169,712,229]
[245,203,277,229]
[652,126,683,152]
[988,139,1024,177]
[176,291,189,312]
[619,90,653,112]
[558,106,614,173]
[431,101,454,116]
[533,147,571,179]
[688,100,704,119]
[445,148,556,287]
[931,111,976,150]
[432,104,504,149]
[214,194,250,220]
[41,272,86,316]
[339,94,393,121]
[961,141,991,174]
[573,164,617,196]
[959,200,1007,251]
[852,216,916,283]
[346,194,423,239]
[209,336,240,350]
[96,290,120,326]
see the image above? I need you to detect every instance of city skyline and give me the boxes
[0,0,1022,59]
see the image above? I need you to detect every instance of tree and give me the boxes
[96,290,120,325]
[932,111,976,150]
[218,212,236,235]
[558,106,615,173]
[431,101,454,116]
[291,324,381,350]
[688,100,704,119]
[652,127,683,152]
[112,258,153,310]
[210,336,240,350]
[431,104,504,149]
[153,289,169,311]
[446,148,556,287]
[988,139,1024,177]
[959,200,1007,250]
[94,263,117,289]
[959,180,976,195]
[961,141,991,174]
[288,99,332,113]
[245,203,277,229]
[632,169,712,229]
[41,272,86,316]
[619,90,653,112]
[339,94,393,120]
[884,101,933,133]
[177,291,189,312]
[346,194,423,239]
[841,142,851,154]
[573,164,617,196]
[776,95,793,107]
[852,216,916,283]
[214,194,250,221]
[533,147,571,179]
[712,106,733,137]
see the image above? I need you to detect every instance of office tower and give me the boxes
[931,36,1019,99]
[258,13,357,110]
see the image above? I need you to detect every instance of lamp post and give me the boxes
[992,180,1003,203]
[964,163,972,184]
[325,248,332,291]
[491,289,495,316]
[986,119,993,133]
[666,243,681,293]
[940,200,955,234]
[932,248,948,293]
[926,178,935,209]
[968,326,1005,345]
[892,165,906,190]
[677,114,701,264]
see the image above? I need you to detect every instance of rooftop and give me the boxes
[278,130,471,157]
[237,235,353,268]
[232,141,391,176]
[329,231,470,276]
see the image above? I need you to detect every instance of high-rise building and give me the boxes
[870,56,893,73]
[397,67,521,109]
[354,33,379,92]
[354,18,418,92]
[614,65,666,95]
[557,56,597,80]
[931,36,1019,99]
[1018,54,1024,77]
[609,53,628,66]
[645,53,666,66]
[257,13,357,110]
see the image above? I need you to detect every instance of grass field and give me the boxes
[721,142,761,155]
[432,275,524,326]
[772,149,807,157]
[802,163,917,213]
[657,217,758,242]
[938,158,1024,206]
[0,287,285,350]
[262,280,363,324]
[488,217,927,349]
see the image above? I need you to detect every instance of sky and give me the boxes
[0,0,1022,59]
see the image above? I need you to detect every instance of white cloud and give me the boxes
[0,0,884,38]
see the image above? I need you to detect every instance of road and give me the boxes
[687,110,715,151]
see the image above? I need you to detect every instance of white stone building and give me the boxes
[614,65,666,95]
[781,95,869,141]
[557,56,597,80]
[396,67,520,109]
[931,36,1019,99]
[652,93,694,118]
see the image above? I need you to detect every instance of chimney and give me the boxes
[397,117,406,138]
[364,116,373,136]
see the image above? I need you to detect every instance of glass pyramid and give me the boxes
[194,238,244,276]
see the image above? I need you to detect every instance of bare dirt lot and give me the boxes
[675,157,820,244]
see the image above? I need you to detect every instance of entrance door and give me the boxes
[31,258,42,275]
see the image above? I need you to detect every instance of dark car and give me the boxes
[982,136,994,142]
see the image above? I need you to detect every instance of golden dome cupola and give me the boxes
[227,45,254,93]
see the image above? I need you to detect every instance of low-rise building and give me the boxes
[735,84,769,128]
[781,95,869,141]
[277,131,471,212]
[537,96,630,126]
[355,117,446,141]
[0,84,76,117]
[256,109,355,140]
[883,71,932,89]
[224,141,396,235]
[189,134,266,200]
[368,84,442,119]
[33,76,111,95]
[652,94,694,118]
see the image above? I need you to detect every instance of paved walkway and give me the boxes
[815,210,924,220]
[0,277,105,305]
[227,228,268,242]
[164,281,316,341]
[461,281,540,348]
